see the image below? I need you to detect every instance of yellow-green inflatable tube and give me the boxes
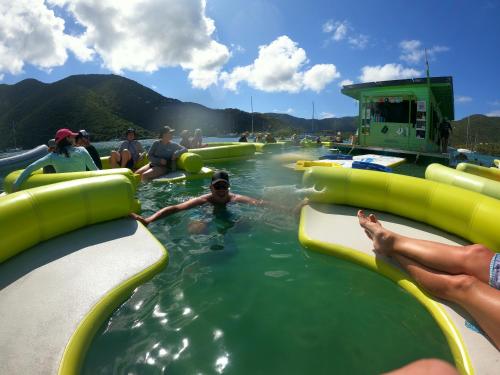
[0,174,140,263]
[303,166,500,252]
[300,139,322,147]
[426,163,500,200]
[456,162,500,181]
[302,167,500,374]
[100,152,203,173]
[253,142,285,152]
[189,143,255,162]
[3,168,139,193]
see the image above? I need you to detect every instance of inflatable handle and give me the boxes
[0,175,140,263]
[176,152,203,173]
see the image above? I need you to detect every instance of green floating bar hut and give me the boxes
[342,77,454,154]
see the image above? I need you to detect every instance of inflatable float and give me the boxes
[153,166,214,184]
[299,167,499,375]
[3,167,139,193]
[189,143,256,163]
[425,163,500,200]
[253,142,286,152]
[0,145,48,174]
[319,154,353,160]
[292,154,404,172]
[101,151,203,173]
[101,152,213,183]
[456,162,500,181]
[300,139,322,147]
[494,159,499,168]
[0,175,168,374]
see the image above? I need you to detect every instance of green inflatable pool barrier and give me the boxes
[0,175,140,263]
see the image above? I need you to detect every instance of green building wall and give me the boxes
[355,84,444,153]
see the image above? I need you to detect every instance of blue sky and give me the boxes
[1,0,500,120]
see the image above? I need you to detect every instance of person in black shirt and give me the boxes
[238,132,249,142]
[438,118,453,153]
[75,130,102,169]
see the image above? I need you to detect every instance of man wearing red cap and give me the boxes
[12,128,98,191]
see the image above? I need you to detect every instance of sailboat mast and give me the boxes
[251,96,254,135]
[466,116,470,149]
[312,101,315,133]
[12,121,17,149]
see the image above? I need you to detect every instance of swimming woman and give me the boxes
[358,210,500,349]
[12,128,98,192]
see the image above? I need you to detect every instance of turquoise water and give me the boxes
[77,145,454,374]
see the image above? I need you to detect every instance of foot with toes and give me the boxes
[357,210,395,256]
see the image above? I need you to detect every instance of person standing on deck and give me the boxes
[238,132,249,142]
[438,118,453,153]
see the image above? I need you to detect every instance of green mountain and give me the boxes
[451,115,500,148]
[2,74,498,152]
[0,74,357,149]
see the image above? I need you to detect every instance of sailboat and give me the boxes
[5,122,22,153]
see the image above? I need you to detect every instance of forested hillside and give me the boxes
[0,74,356,148]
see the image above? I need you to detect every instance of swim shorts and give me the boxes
[489,253,500,290]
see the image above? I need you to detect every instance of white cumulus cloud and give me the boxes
[320,112,336,119]
[0,0,92,76]
[303,64,340,92]
[0,0,230,89]
[273,108,294,114]
[322,19,369,49]
[339,79,354,87]
[220,35,340,93]
[399,40,449,64]
[486,110,500,117]
[359,63,421,82]
[455,95,472,103]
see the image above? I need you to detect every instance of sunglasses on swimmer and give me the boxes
[213,182,229,190]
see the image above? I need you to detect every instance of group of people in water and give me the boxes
[9,123,499,370]
[238,131,277,143]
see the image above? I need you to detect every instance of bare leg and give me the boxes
[358,210,494,283]
[120,149,132,167]
[384,358,458,375]
[395,254,500,349]
[141,166,167,182]
[109,151,121,168]
[134,163,150,176]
